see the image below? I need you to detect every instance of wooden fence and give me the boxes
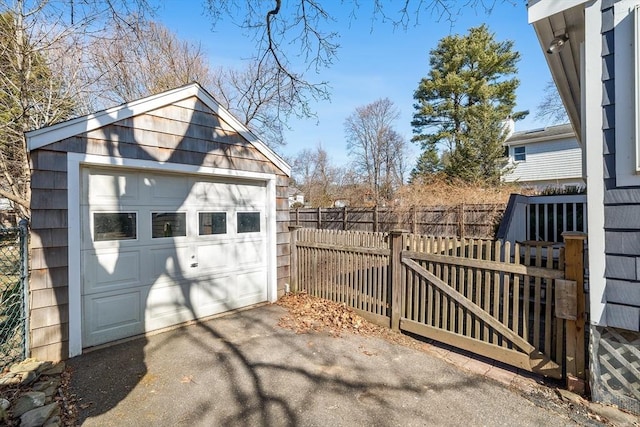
[290,228,587,382]
[290,205,504,239]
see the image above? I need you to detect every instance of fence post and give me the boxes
[372,205,378,232]
[289,225,302,293]
[562,231,587,393]
[18,219,29,359]
[317,207,322,229]
[458,204,465,239]
[390,229,407,331]
[296,207,300,226]
[343,206,348,230]
[411,207,417,234]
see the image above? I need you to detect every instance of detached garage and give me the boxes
[26,83,291,360]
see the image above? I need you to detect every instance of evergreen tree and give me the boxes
[409,147,441,182]
[411,25,521,184]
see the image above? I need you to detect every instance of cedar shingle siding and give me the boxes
[29,93,290,360]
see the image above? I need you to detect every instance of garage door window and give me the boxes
[152,212,186,238]
[237,212,260,233]
[199,212,226,235]
[93,212,137,241]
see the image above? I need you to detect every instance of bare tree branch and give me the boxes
[345,98,408,205]
[205,0,516,123]
[0,0,152,216]
[535,80,569,125]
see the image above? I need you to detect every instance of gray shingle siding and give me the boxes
[605,254,638,280]
[601,4,640,331]
[603,128,615,155]
[606,279,640,306]
[606,304,640,331]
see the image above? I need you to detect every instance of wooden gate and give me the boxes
[291,228,586,381]
[398,235,565,378]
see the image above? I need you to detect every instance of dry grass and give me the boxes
[394,177,534,208]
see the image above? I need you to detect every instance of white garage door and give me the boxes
[80,167,268,347]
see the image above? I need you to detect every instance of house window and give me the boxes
[514,146,526,161]
[237,212,260,233]
[152,212,186,238]
[199,212,226,235]
[93,212,137,241]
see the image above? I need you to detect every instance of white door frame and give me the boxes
[67,153,278,357]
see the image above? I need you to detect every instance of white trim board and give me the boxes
[584,1,607,326]
[26,83,290,177]
[528,0,588,24]
[66,153,279,357]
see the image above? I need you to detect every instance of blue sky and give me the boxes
[157,2,552,168]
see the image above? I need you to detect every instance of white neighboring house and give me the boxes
[0,197,16,227]
[288,187,305,207]
[503,123,585,189]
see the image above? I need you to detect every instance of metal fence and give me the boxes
[0,219,29,369]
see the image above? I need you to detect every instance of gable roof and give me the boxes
[25,82,291,176]
[506,123,575,146]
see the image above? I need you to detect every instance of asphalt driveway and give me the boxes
[68,304,593,426]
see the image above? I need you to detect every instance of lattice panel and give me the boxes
[593,327,640,415]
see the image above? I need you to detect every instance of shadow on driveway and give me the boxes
[68,304,580,426]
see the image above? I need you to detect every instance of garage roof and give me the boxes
[25,82,291,176]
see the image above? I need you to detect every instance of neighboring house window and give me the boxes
[514,146,526,161]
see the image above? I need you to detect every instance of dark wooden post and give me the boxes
[411,207,417,234]
[317,207,322,229]
[295,207,300,226]
[373,205,379,232]
[343,206,348,230]
[562,231,587,393]
[458,203,465,239]
[390,229,407,331]
[289,226,302,293]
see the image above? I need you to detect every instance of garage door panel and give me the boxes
[145,282,190,320]
[150,245,194,282]
[190,275,232,317]
[82,250,142,294]
[84,170,140,204]
[149,175,190,204]
[233,184,265,205]
[234,239,266,266]
[236,270,267,304]
[195,243,228,271]
[83,290,143,346]
[195,181,229,203]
